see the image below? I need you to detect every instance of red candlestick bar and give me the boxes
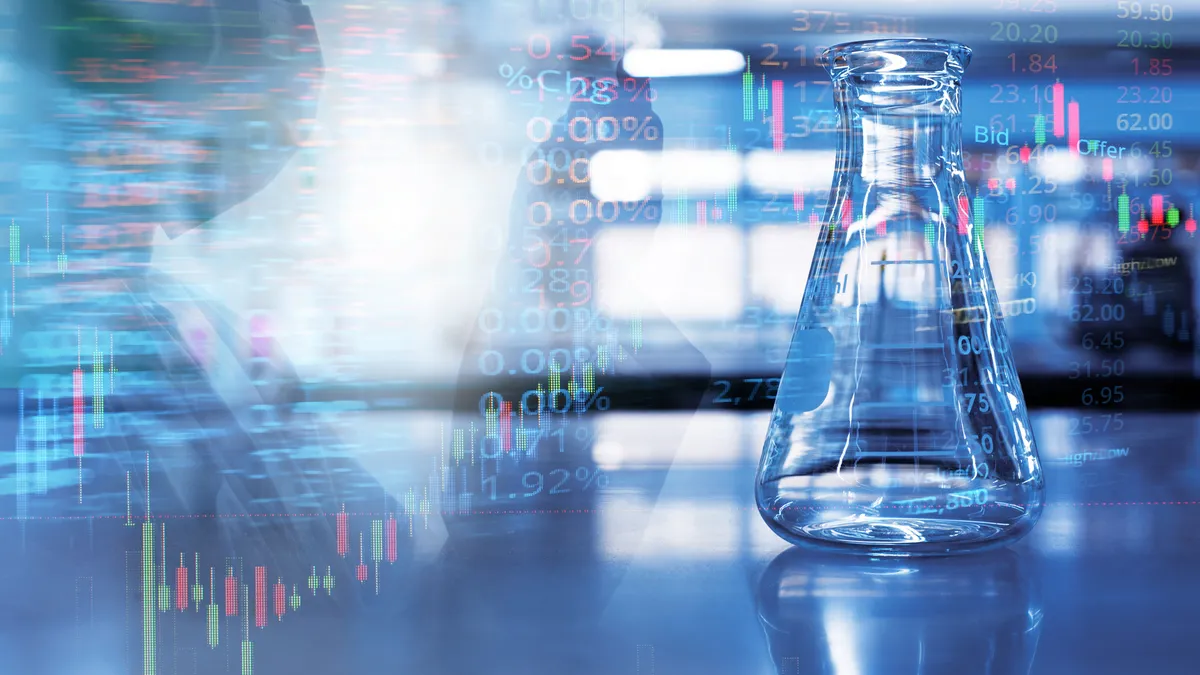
[336,510,348,557]
[386,516,398,563]
[255,566,267,628]
[1102,158,1114,182]
[499,400,512,453]
[1052,83,1065,137]
[772,79,784,152]
[841,198,853,229]
[696,201,707,229]
[274,581,286,620]
[1152,194,1164,224]
[1067,101,1080,156]
[225,571,239,616]
[176,566,189,611]
[957,195,971,235]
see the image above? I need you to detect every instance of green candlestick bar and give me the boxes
[1118,194,1130,233]
[241,640,254,675]
[207,603,219,647]
[143,522,156,675]
[193,554,203,609]
[973,196,986,254]
[1034,114,1046,145]
[742,63,753,121]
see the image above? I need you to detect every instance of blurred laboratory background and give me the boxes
[6,1,1200,674]
[148,0,1200,408]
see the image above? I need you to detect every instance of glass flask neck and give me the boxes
[834,78,963,192]
[824,39,971,193]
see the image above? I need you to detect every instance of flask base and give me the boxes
[756,465,1042,556]
[761,511,1032,557]
[804,516,1004,546]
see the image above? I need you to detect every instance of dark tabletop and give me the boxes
[0,409,1196,675]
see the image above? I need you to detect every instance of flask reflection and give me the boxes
[756,547,1042,675]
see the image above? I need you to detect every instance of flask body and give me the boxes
[755,39,1043,556]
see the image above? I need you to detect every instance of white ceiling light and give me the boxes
[623,49,746,77]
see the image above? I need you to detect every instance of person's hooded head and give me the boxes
[14,0,323,242]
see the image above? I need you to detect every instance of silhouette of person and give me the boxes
[5,0,400,605]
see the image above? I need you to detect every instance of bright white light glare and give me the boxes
[623,49,746,77]
[591,150,832,202]
[595,226,744,320]
[1081,230,1117,269]
[1120,154,1153,178]
[661,150,741,192]
[870,52,909,73]
[986,227,1017,304]
[590,150,741,202]
[593,441,625,471]
[744,150,837,193]
[1035,224,1082,312]
[1035,152,1085,185]
[750,226,819,313]
[411,49,446,78]
[595,413,742,467]
[590,150,657,202]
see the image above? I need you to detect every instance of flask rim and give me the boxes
[820,38,972,78]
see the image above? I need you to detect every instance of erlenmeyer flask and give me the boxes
[755,39,1044,556]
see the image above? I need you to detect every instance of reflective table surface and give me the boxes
[2,410,1197,674]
